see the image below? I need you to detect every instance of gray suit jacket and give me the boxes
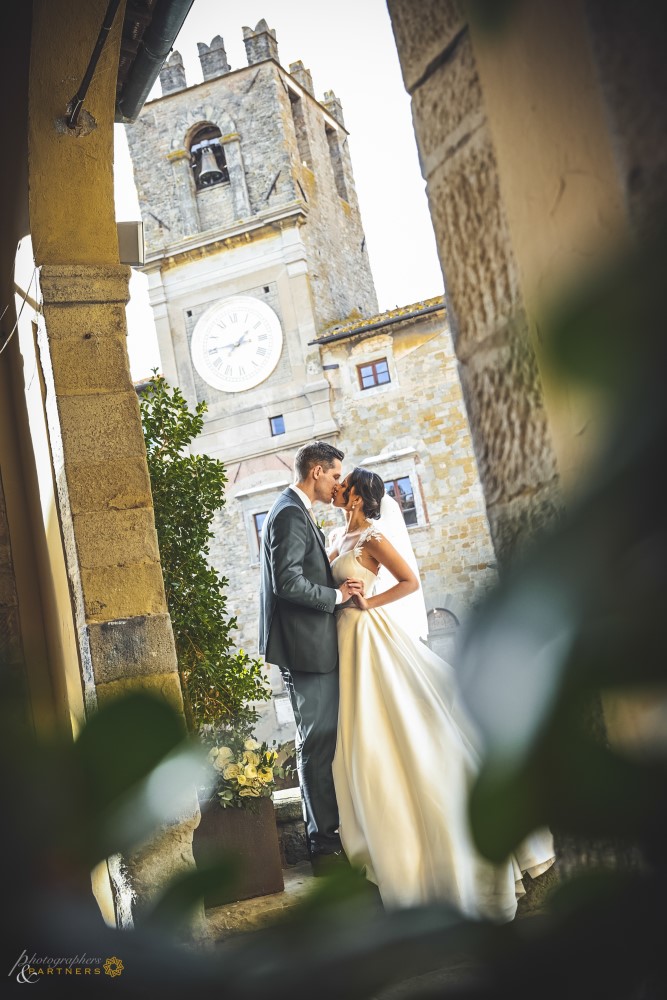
[258,488,339,674]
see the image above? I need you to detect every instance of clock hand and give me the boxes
[227,329,255,353]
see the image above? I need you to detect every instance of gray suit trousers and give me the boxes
[281,666,341,856]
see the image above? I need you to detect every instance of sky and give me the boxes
[114,0,444,379]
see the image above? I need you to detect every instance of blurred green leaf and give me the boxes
[65,693,210,865]
[74,691,187,809]
[464,0,524,35]
[545,229,667,394]
[468,755,548,863]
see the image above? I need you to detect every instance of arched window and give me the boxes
[189,124,229,190]
[427,608,459,633]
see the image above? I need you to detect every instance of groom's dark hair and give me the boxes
[294,441,344,481]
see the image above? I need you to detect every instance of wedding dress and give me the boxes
[330,522,555,921]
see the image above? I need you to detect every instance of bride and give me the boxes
[328,466,555,921]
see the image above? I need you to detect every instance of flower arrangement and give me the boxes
[207,728,287,809]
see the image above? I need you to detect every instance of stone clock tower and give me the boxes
[126,19,379,740]
[126,20,377,468]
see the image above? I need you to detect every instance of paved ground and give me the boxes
[205,860,313,939]
[205,861,478,996]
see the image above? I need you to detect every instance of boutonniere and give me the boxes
[316,517,326,530]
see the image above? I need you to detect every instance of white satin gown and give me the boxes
[331,527,555,921]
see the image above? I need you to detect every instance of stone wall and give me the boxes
[319,306,497,616]
[386,0,562,567]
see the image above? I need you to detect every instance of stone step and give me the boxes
[205,859,314,940]
[273,786,309,866]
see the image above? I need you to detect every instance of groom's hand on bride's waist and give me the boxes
[339,578,365,604]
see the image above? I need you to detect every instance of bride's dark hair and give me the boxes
[344,467,385,520]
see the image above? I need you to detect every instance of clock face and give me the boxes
[190,295,283,392]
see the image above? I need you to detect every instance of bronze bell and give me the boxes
[198,146,224,184]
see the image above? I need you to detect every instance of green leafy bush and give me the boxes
[139,373,269,731]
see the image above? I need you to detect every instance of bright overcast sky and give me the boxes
[114,0,444,379]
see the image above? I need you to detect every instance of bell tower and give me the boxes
[126,19,378,467]
[126,20,380,743]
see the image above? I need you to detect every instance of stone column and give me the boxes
[146,268,179,387]
[37,264,203,932]
[27,0,202,936]
[387,0,561,568]
[167,148,201,234]
[221,132,251,219]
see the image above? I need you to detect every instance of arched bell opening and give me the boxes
[189,123,229,190]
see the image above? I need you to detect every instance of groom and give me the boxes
[259,441,363,874]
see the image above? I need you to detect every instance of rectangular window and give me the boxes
[253,511,268,543]
[357,358,391,390]
[384,477,417,526]
[270,414,285,436]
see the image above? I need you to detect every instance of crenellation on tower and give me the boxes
[242,19,279,66]
[159,51,187,95]
[289,61,315,97]
[322,90,345,128]
[197,35,231,80]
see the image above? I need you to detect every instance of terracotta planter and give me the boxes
[193,795,284,908]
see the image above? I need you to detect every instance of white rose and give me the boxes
[212,747,234,772]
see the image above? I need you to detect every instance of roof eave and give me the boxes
[115,0,195,124]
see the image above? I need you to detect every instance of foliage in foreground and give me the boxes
[5,228,666,997]
[139,374,269,730]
